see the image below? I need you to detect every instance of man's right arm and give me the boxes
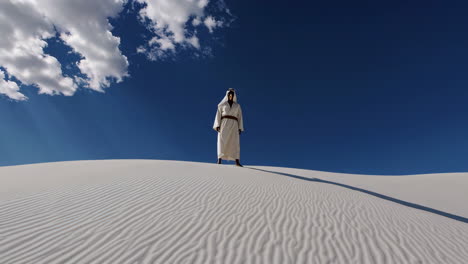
[213,107,222,132]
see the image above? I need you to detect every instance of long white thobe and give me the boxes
[213,101,244,160]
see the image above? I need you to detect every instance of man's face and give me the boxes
[228,93,233,100]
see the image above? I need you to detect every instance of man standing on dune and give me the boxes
[213,88,244,167]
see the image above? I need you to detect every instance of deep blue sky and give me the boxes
[2,0,468,175]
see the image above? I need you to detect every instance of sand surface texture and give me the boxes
[1,160,467,263]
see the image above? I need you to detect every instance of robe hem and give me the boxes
[218,155,239,161]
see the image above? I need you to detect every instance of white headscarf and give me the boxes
[218,88,237,106]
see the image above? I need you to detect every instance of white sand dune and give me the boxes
[0,159,467,264]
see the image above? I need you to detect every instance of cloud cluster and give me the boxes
[0,0,232,101]
[0,70,26,101]
[0,0,76,100]
[136,0,232,60]
[40,0,130,92]
[0,0,128,101]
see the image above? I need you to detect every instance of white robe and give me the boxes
[213,89,244,160]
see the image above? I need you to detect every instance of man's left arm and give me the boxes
[238,105,244,134]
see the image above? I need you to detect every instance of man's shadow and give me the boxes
[247,167,468,224]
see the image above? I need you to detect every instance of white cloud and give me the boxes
[187,36,200,49]
[136,0,204,43]
[192,17,202,26]
[34,0,129,92]
[204,16,221,33]
[0,0,128,100]
[136,0,233,60]
[136,46,147,54]
[0,0,77,99]
[0,0,233,100]
[0,70,27,101]
[149,36,176,51]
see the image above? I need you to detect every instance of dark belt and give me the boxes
[221,115,238,121]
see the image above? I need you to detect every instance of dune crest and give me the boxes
[1,160,467,263]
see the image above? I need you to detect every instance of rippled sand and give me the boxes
[1,160,467,263]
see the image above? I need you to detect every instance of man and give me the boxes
[213,88,244,167]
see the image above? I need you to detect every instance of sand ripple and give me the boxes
[1,160,467,263]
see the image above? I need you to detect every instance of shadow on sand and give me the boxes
[247,167,468,224]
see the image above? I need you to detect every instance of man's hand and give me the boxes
[216,127,220,132]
